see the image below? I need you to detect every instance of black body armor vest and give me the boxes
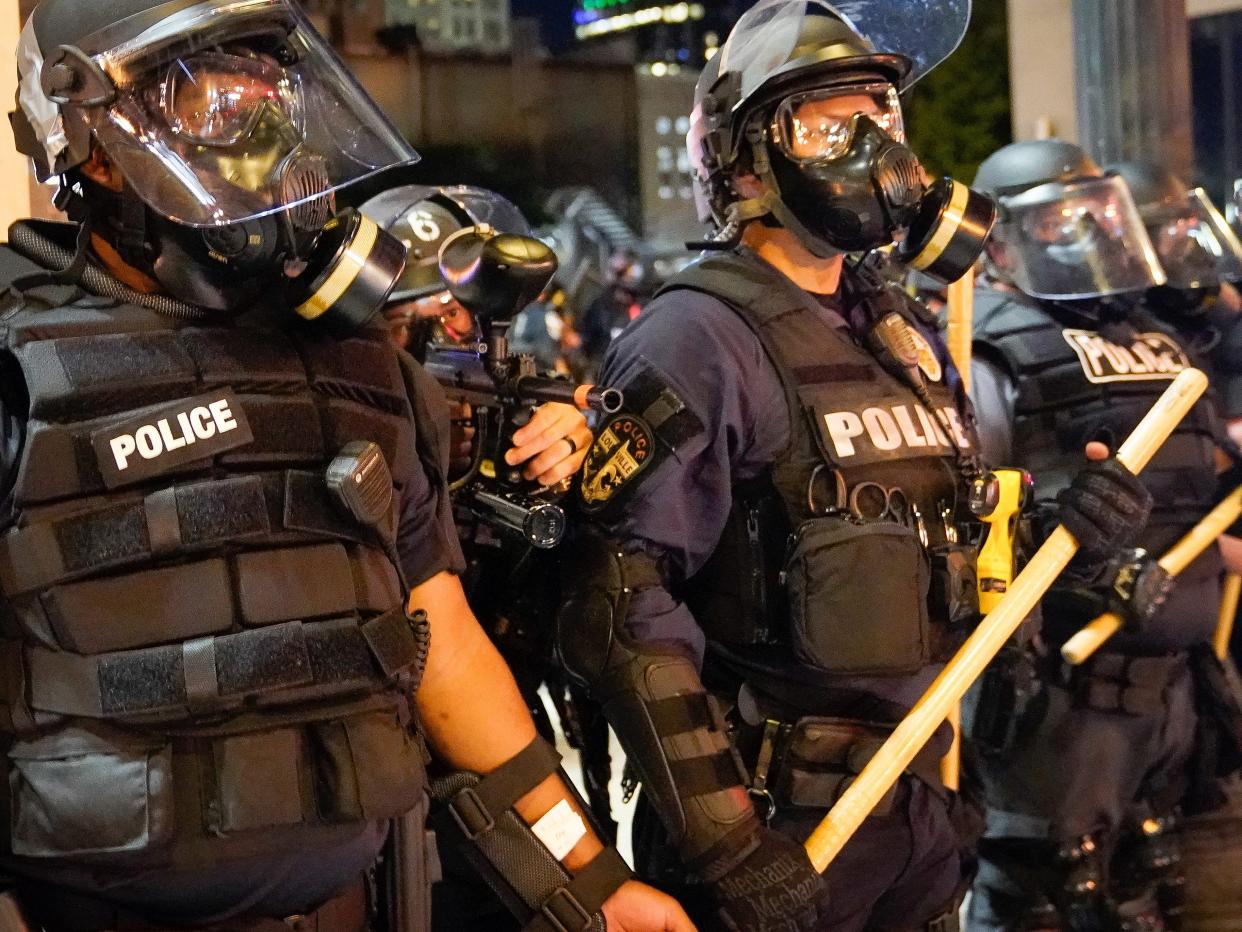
[0,238,429,873]
[660,252,979,708]
[974,289,1225,650]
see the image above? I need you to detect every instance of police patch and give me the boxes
[580,413,656,512]
[92,389,254,489]
[1062,329,1191,384]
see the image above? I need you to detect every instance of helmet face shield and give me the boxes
[718,0,970,102]
[84,0,418,227]
[1142,187,1242,288]
[991,176,1166,300]
[771,82,903,163]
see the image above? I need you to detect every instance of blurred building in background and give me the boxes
[1006,0,1242,204]
[570,0,742,66]
[303,0,511,55]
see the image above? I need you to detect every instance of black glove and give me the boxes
[712,825,829,932]
[1056,458,1152,565]
[1107,548,1175,629]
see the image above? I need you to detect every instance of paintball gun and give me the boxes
[424,225,623,548]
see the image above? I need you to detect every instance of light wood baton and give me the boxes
[940,266,975,792]
[804,368,1209,872]
[1060,484,1242,665]
[1215,573,1242,662]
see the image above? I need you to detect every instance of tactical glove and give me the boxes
[1107,548,1175,630]
[712,825,829,932]
[1055,458,1152,565]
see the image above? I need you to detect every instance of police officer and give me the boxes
[555,3,1147,930]
[0,1,692,929]
[966,140,1242,931]
[1107,161,1242,932]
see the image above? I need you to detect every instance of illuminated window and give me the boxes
[655,116,672,136]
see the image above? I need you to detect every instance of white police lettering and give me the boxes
[93,389,254,490]
[824,405,969,460]
[110,398,240,470]
[1062,329,1191,384]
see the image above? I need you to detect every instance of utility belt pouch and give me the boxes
[771,716,942,816]
[784,516,931,676]
[430,737,632,932]
[1072,654,1181,716]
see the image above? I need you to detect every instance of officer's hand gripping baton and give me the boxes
[1060,483,1242,665]
[803,368,1209,873]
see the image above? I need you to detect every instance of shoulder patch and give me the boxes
[579,413,657,513]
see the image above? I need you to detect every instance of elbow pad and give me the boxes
[556,533,759,876]
[430,736,632,932]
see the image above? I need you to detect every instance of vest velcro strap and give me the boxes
[0,472,374,596]
[360,607,423,679]
[447,737,563,841]
[669,750,747,797]
[26,613,417,719]
[524,847,633,932]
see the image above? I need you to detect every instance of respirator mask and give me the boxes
[26,0,418,325]
[763,82,994,280]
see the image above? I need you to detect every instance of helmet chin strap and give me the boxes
[726,127,842,261]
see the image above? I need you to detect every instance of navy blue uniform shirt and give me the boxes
[595,274,847,667]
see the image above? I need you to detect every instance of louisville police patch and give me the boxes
[580,413,656,512]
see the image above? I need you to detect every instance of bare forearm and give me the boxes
[410,571,603,867]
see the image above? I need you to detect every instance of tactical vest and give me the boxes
[662,251,978,692]
[974,289,1224,649]
[0,242,429,872]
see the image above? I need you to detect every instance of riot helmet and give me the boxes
[362,184,531,350]
[975,140,1165,301]
[12,0,417,322]
[686,0,993,282]
[1109,161,1242,317]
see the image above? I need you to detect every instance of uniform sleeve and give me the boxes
[393,352,467,586]
[590,292,789,665]
[969,355,1019,467]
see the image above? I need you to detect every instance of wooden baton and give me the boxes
[1060,484,1242,665]
[1215,573,1242,662]
[939,266,975,792]
[803,368,1209,873]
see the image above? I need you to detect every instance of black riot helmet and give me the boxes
[974,140,1166,302]
[11,0,417,322]
[686,0,993,282]
[1108,160,1242,318]
[361,184,531,304]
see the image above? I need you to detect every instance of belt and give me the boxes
[1071,652,1186,716]
[747,714,944,821]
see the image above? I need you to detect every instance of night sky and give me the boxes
[510,0,578,53]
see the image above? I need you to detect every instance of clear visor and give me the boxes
[991,176,1166,300]
[85,0,418,227]
[718,0,971,99]
[771,83,903,163]
[1142,188,1242,288]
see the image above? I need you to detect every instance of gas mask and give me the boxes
[762,85,993,280]
[15,0,421,326]
[116,49,406,324]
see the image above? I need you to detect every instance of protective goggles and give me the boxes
[770,83,904,163]
[152,51,304,147]
[1141,187,1242,287]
